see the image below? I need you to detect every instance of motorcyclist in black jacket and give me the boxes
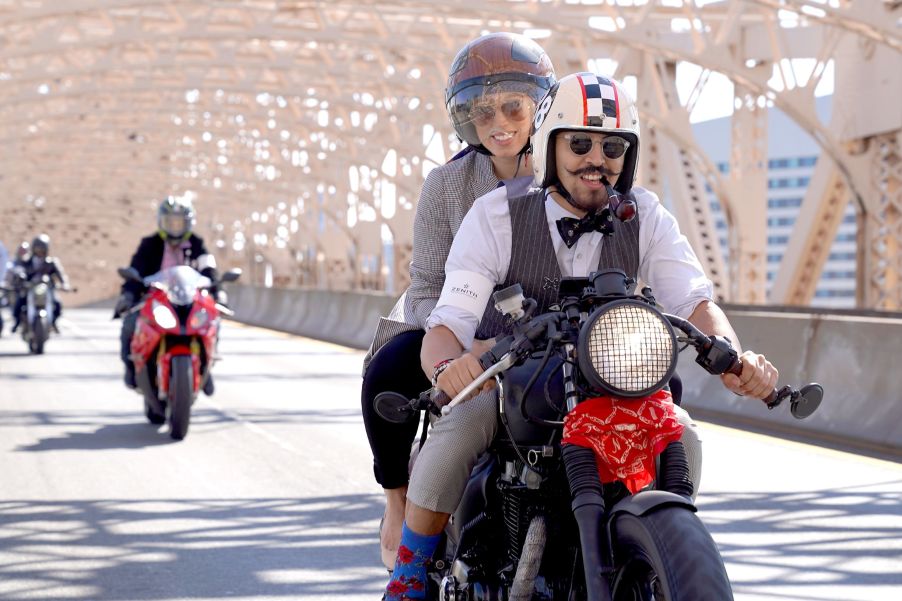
[4,242,31,335]
[114,196,221,391]
[11,235,70,334]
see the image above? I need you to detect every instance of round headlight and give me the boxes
[577,300,677,398]
[33,283,49,306]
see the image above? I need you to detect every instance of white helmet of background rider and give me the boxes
[157,196,195,243]
[531,72,640,195]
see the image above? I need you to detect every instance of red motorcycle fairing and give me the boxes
[130,277,220,399]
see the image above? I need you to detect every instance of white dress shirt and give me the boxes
[427,186,715,350]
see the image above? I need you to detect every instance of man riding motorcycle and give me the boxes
[114,196,221,391]
[11,235,70,334]
[383,72,779,598]
[0,240,7,336]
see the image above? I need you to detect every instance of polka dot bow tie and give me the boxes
[555,209,615,249]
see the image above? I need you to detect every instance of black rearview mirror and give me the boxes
[791,383,823,420]
[374,391,417,424]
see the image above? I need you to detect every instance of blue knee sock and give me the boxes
[384,522,440,600]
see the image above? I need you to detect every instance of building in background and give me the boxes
[683,96,856,308]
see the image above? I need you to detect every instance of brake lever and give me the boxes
[441,352,518,416]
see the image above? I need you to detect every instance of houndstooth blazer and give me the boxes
[363,149,511,370]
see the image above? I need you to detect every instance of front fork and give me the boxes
[157,337,203,399]
[560,342,615,600]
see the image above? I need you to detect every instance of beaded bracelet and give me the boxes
[431,358,454,387]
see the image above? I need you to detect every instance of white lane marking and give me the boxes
[200,396,326,468]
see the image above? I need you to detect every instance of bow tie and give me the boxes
[556,209,614,248]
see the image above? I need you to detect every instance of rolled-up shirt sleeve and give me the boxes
[426,187,511,350]
[636,189,714,319]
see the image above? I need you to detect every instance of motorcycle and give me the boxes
[3,267,72,354]
[376,269,823,600]
[118,265,240,440]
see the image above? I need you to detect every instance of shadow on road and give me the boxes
[13,421,173,451]
[700,484,902,593]
[0,495,386,599]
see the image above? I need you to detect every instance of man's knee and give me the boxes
[407,390,499,512]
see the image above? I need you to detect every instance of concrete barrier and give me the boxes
[224,284,398,350]
[224,285,900,458]
[678,306,900,459]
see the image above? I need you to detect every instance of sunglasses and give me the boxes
[468,97,530,126]
[562,133,630,160]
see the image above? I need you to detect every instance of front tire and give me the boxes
[31,319,45,354]
[168,355,194,440]
[610,506,733,601]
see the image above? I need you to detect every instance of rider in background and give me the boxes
[5,241,31,335]
[114,196,220,390]
[12,235,70,334]
[0,240,7,336]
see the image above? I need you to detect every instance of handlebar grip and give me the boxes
[727,357,778,405]
[478,351,495,371]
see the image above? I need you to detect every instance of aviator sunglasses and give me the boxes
[562,133,630,160]
[468,97,530,126]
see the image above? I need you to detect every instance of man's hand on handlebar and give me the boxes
[721,350,779,400]
[436,354,495,400]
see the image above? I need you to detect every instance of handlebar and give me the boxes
[383,304,823,423]
[666,314,824,419]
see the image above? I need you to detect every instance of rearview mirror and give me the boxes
[117,267,142,283]
[220,269,242,283]
[374,391,417,424]
[791,383,823,420]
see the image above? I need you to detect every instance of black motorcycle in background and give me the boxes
[1,266,73,354]
[377,269,823,600]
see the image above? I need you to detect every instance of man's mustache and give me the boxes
[568,166,620,178]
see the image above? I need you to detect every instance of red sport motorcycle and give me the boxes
[118,265,240,440]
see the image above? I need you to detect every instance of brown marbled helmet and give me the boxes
[445,32,555,155]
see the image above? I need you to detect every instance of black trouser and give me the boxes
[12,296,23,328]
[361,329,431,489]
[120,311,138,366]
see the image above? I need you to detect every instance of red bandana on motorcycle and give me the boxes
[562,390,684,494]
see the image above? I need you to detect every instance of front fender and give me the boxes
[609,490,696,518]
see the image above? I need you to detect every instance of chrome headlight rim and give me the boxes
[576,299,678,399]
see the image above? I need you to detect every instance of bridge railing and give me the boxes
[224,284,901,459]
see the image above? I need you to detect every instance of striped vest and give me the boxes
[475,190,640,340]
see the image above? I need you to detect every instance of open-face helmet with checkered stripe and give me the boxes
[531,72,640,194]
[445,32,556,155]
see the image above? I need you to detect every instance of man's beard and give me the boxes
[560,165,620,213]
